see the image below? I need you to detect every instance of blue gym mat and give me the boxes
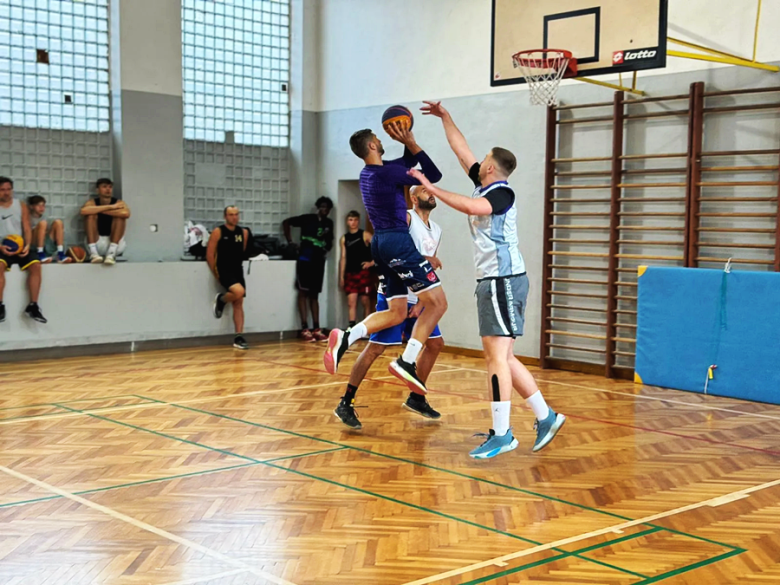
[635,266,780,404]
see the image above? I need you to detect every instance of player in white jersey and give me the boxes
[334,186,444,429]
[409,101,565,459]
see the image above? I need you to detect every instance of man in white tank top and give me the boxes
[333,186,445,429]
[0,177,47,324]
[410,101,565,460]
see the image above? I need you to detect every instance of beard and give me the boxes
[378,145,385,155]
[417,197,437,210]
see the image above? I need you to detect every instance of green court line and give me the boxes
[149,398,742,552]
[0,447,349,511]
[459,527,663,585]
[0,398,157,424]
[54,403,643,579]
[0,394,142,412]
[631,548,745,584]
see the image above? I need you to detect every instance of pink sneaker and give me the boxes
[323,328,346,374]
[312,328,328,342]
[299,328,314,342]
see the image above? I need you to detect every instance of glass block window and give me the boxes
[0,0,110,132]
[182,0,290,147]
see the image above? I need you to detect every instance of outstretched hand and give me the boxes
[407,168,433,188]
[421,100,449,119]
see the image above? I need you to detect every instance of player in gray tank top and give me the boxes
[408,101,565,460]
[0,177,47,324]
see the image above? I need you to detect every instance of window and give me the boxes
[182,0,290,147]
[0,0,110,132]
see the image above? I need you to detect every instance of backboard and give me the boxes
[491,0,668,87]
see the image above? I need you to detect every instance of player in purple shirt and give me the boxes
[324,122,449,405]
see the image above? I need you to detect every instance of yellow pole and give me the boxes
[667,50,780,72]
[576,77,645,96]
[753,0,762,62]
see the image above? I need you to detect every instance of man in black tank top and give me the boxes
[339,210,375,328]
[206,206,249,350]
[80,178,130,265]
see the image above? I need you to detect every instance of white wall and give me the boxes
[314,0,780,112]
[0,261,325,350]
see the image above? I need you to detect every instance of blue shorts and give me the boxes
[369,293,443,345]
[371,228,441,300]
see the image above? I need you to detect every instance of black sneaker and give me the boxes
[213,293,226,319]
[0,303,5,323]
[389,356,427,394]
[403,393,441,419]
[334,398,362,429]
[233,335,248,350]
[25,303,47,324]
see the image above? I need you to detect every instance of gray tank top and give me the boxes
[0,199,23,240]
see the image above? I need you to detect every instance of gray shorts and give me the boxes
[475,273,529,338]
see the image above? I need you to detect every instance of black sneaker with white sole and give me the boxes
[403,393,441,419]
[334,398,362,429]
[25,302,47,324]
[388,357,427,394]
[233,335,248,350]
[213,293,226,318]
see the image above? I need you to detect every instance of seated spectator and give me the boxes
[283,197,334,342]
[27,195,72,264]
[0,177,46,323]
[80,178,130,265]
[339,210,374,328]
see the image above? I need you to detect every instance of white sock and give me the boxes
[56,245,63,252]
[401,338,424,364]
[88,243,98,256]
[37,247,43,253]
[526,391,550,421]
[108,242,118,256]
[491,401,512,436]
[347,322,367,346]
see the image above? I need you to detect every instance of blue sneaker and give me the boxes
[37,251,51,264]
[533,410,566,452]
[56,250,72,264]
[469,429,519,459]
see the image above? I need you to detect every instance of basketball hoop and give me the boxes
[512,49,577,106]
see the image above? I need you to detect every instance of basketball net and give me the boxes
[512,49,575,107]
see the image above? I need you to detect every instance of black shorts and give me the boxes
[0,250,39,272]
[296,256,325,294]
[217,265,246,294]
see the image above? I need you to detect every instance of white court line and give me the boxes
[0,465,297,585]
[403,476,780,585]
[426,363,780,423]
[160,569,248,585]
[0,380,346,428]
[371,367,467,381]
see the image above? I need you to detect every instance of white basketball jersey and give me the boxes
[407,209,442,304]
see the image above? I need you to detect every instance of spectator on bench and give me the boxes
[0,177,46,323]
[81,178,130,265]
[27,195,71,264]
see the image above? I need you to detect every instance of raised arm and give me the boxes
[421,101,478,175]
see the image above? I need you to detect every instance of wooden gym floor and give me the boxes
[1,341,779,584]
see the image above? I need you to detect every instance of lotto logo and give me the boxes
[613,48,658,65]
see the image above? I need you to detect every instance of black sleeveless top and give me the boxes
[344,229,372,273]
[216,224,245,270]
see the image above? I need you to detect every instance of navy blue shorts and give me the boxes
[369,294,443,345]
[371,228,441,299]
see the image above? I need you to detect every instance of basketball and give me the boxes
[2,234,23,253]
[67,245,87,263]
[382,105,414,132]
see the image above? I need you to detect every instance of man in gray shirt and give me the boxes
[0,177,46,323]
